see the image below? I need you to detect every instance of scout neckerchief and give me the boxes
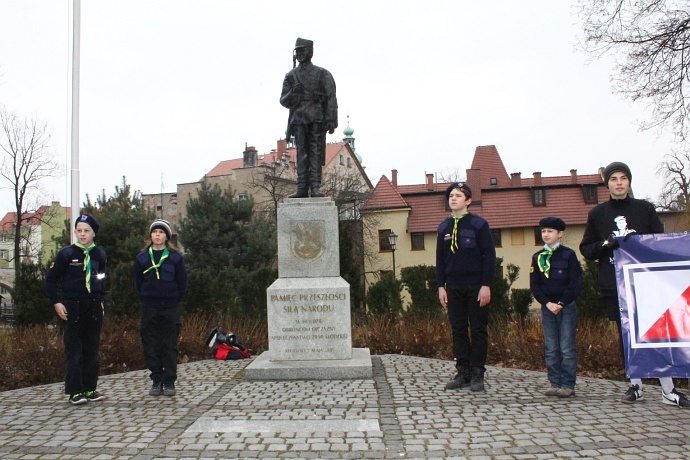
[450,212,469,253]
[75,242,95,293]
[143,246,170,279]
[537,243,560,278]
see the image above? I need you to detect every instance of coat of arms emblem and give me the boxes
[291,220,325,260]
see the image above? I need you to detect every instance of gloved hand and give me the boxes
[602,236,619,250]
[623,230,637,242]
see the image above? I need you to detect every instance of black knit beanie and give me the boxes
[603,161,632,184]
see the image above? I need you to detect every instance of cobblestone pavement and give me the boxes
[1,355,689,459]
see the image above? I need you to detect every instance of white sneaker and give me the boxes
[662,388,690,408]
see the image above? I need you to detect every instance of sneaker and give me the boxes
[662,388,690,408]
[85,390,105,402]
[556,388,575,398]
[444,371,470,390]
[622,384,644,403]
[149,381,163,396]
[470,369,485,392]
[68,393,88,405]
[162,382,176,396]
[544,387,559,397]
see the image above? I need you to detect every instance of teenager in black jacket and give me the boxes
[580,161,688,408]
[134,219,188,397]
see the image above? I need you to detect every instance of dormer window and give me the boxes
[532,188,546,206]
[583,185,597,204]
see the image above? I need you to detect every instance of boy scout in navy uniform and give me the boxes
[530,217,582,398]
[437,182,496,392]
[46,214,107,405]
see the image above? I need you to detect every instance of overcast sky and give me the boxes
[0,0,679,216]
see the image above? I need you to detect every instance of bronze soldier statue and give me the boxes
[280,38,338,198]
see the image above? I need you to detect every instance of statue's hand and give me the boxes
[326,122,336,134]
[292,82,303,94]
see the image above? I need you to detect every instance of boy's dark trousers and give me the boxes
[446,284,489,373]
[63,299,103,395]
[140,307,181,384]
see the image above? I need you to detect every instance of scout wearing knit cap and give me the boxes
[149,219,172,241]
[75,214,100,234]
[602,161,632,184]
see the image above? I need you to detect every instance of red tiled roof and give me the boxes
[206,158,245,177]
[0,204,67,232]
[479,184,609,228]
[206,142,351,178]
[406,193,448,233]
[362,175,409,211]
[520,173,602,187]
[365,145,610,233]
[470,145,510,189]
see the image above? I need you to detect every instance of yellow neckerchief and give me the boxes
[538,243,560,278]
[142,246,170,279]
[450,212,469,253]
[75,242,95,293]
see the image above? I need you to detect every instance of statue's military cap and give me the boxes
[294,37,313,49]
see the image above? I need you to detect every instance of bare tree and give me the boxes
[657,149,690,211]
[0,107,62,274]
[243,164,296,219]
[435,168,465,184]
[578,0,690,140]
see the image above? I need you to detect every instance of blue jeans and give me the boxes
[541,302,578,389]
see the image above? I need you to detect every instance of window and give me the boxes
[511,228,525,245]
[411,232,425,250]
[156,205,162,211]
[583,185,597,204]
[339,155,344,166]
[379,270,393,279]
[378,229,392,252]
[490,178,498,186]
[238,193,248,201]
[0,234,6,242]
[491,229,502,248]
[532,188,546,206]
[347,157,351,168]
[534,227,542,245]
[1,249,7,260]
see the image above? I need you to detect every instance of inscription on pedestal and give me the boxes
[267,278,352,361]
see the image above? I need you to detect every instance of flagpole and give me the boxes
[70,0,81,244]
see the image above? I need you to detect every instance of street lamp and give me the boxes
[387,231,398,278]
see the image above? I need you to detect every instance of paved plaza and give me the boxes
[1,354,689,459]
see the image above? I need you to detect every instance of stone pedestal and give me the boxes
[245,197,372,380]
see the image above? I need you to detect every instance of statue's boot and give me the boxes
[288,187,309,198]
[310,185,324,198]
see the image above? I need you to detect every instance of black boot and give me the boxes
[288,187,309,198]
[444,367,471,390]
[310,185,324,198]
[470,368,485,392]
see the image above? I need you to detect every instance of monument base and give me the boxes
[244,348,372,380]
